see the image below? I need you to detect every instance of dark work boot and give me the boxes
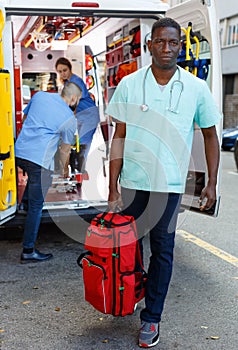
[20,249,53,263]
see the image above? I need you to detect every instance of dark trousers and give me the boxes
[121,187,182,323]
[16,158,53,249]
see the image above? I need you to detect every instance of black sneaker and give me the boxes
[138,321,160,348]
[20,249,53,263]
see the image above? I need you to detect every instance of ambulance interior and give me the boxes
[5,4,220,222]
[11,13,154,217]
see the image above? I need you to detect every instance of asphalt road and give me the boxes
[0,151,237,350]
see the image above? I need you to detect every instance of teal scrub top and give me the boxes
[106,65,221,193]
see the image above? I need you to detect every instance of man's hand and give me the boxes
[108,189,123,212]
[199,183,216,212]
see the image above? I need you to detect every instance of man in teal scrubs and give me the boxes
[107,18,221,348]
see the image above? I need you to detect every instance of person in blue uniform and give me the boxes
[15,83,82,263]
[107,18,221,348]
[55,57,100,173]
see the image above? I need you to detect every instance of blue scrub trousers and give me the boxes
[16,158,53,249]
[121,187,182,323]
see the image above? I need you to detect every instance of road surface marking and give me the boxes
[177,230,238,268]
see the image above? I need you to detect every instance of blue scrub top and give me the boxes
[68,74,95,112]
[106,66,222,193]
[15,91,77,170]
[67,74,100,142]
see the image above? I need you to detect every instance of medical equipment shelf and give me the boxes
[105,19,141,103]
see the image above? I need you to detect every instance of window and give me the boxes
[22,72,58,95]
[199,40,210,54]
[227,22,238,46]
[224,75,235,95]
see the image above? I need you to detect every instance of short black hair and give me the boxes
[151,17,181,38]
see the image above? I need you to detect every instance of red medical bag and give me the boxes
[77,212,146,316]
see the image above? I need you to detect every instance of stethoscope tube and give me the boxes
[140,65,184,114]
[140,66,151,112]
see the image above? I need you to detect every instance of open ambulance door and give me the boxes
[0,6,17,225]
[166,0,223,216]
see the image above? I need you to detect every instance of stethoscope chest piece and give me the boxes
[140,104,149,112]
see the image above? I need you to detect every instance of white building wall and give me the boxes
[216,0,238,21]
[222,45,238,75]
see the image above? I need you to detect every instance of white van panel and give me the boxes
[3,0,169,12]
[0,0,223,226]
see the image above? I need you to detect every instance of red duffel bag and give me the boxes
[77,212,147,316]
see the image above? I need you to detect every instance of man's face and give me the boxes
[69,95,80,113]
[148,27,181,70]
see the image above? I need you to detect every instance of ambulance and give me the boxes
[0,0,223,231]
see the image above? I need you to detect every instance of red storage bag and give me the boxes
[77,212,147,316]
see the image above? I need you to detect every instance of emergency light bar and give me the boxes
[72,2,99,7]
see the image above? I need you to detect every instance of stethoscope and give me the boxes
[140,65,184,114]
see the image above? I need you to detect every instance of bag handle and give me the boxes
[77,251,92,268]
[97,210,117,228]
[94,210,129,228]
